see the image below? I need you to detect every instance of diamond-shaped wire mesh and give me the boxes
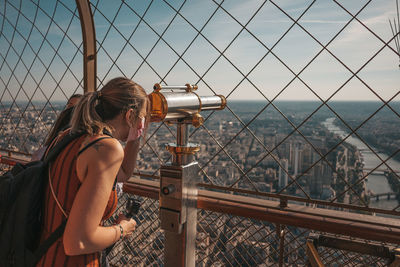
[104,192,164,266]
[0,0,83,155]
[1,0,400,266]
[316,246,390,267]
[1,0,400,215]
[196,210,399,266]
[308,234,398,266]
[196,209,279,266]
[87,0,400,215]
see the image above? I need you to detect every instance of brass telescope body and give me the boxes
[149,83,226,128]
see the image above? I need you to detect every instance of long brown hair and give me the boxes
[44,94,82,146]
[70,77,148,136]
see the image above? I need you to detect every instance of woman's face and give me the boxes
[120,100,148,141]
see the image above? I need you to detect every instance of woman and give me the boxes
[31,94,83,161]
[37,77,148,266]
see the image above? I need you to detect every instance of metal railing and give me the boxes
[1,0,400,266]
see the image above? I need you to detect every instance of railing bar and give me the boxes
[197,182,400,217]
[124,170,400,216]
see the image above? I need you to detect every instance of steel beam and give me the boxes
[76,0,96,92]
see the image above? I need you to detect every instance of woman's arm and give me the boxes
[117,138,140,182]
[117,117,145,182]
[63,137,135,255]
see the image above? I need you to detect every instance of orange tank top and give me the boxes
[36,131,118,267]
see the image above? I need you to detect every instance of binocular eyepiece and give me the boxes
[149,83,226,127]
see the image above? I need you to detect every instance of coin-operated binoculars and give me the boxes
[149,83,226,267]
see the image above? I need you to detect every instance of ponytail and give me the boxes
[70,77,148,136]
[70,92,111,135]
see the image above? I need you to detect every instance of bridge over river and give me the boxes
[369,192,398,202]
[363,168,400,175]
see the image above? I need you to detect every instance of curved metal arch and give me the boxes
[76,0,96,92]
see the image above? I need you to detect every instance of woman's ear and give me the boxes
[125,108,135,128]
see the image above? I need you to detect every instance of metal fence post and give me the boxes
[159,122,199,267]
[75,0,97,93]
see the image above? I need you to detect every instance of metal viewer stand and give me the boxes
[149,83,226,267]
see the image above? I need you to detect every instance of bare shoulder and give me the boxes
[80,135,124,160]
[76,135,124,182]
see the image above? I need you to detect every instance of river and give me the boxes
[322,117,398,209]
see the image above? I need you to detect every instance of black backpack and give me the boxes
[0,132,83,267]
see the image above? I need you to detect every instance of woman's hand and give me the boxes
[116,213,137,237]
[127,117,145,142]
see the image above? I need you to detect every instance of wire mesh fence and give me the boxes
[1,0,400,266]
[0,0,83,154]
[105,193,398,266]
[1,0,400,214]
[88,0,400,215]
[104,192,164,266]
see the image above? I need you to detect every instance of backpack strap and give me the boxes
[77,136,113,156]
[77,136,117,191]
[43,131,85,164]
[33,220,66,264]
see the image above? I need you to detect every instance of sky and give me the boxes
[0,0,399,103]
